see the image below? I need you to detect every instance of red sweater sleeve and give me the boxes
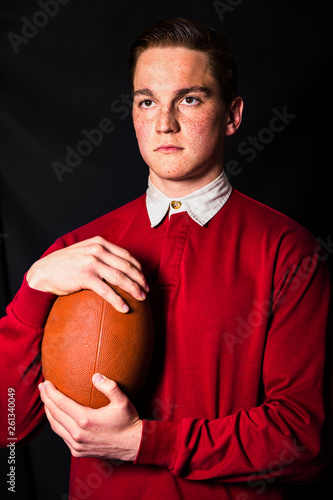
[135,253,331,484]
[0,247,60,447]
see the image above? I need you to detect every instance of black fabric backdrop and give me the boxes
[0,1,332,498]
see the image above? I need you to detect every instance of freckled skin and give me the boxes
[132,46,243,197]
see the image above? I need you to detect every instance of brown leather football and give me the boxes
[41,285,154,408]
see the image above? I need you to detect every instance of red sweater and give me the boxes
[0,190,330,499]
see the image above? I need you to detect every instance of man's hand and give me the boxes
[26,236,149,312]
[39,374,143,462]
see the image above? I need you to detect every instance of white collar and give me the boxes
[146,171,232,227]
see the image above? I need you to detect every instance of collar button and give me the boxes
[171,200,182,210]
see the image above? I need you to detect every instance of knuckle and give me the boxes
[130,280,143,294]
[122,258,133,270]
[121,248,131,259]
[71,429,84,443]
[77,416,90,430]
[84,254,98,268]
[90,236,104,245]
[115,244,129,256]
[71,443,83,457]
[89,243,102,257]
[114,268,125,281]
[108,380,118,393]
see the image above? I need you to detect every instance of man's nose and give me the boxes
[155,106,180,133]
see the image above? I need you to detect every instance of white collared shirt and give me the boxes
[146,171,232,227]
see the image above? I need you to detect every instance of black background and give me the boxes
[0,0,332,498]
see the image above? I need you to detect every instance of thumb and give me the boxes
[92,373,125,403]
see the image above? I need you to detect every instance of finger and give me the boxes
[44,403,75,445]
[82,274,136,313]
[91,249,149,295]
[78,237,145,277]
[44,404,90,458]
[81,240,150,299]
[100,240,144,273]
[92,374,127,405]
[39,381,87,425]
[39,385,82,452]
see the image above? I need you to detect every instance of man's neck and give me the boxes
[149,168,223,198]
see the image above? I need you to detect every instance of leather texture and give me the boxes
[42,285,154,408]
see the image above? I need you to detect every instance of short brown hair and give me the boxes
[128,17,238,107]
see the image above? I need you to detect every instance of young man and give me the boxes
[0,18,330,499]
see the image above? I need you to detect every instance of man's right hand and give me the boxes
[26,236,149,313]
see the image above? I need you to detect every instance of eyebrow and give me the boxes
[132,86,212,100]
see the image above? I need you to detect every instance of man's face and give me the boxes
[132,46,236,196]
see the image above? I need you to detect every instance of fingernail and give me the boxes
[122,303,130,313]
[145,284,150,292]
[38,383,44,392]
[141,291,146,300]
[93,373,105,384]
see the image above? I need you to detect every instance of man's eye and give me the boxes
[181,96,200,105]
[140,100,156,108]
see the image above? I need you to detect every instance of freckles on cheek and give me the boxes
[134,118,151,151]
[185,115,218,150]
[137,135,157,167]
[186,109,217,134]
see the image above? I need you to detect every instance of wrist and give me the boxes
[124,419,143,462]
[134,419,179,469]
[26,262,49,292]
[12,274,57,328]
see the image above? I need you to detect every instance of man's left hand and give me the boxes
[39,373,142,462]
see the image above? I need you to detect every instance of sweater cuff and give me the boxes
[134,419,179,471]
[11,275,57,328]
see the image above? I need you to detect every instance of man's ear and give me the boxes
[225,97,244,136]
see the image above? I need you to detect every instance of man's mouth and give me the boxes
[155,145,183,153]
